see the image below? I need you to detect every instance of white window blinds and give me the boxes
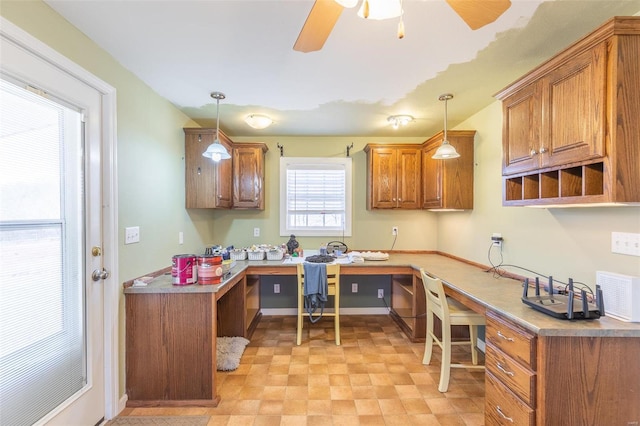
[280,157,352,237]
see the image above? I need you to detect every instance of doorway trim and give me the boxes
[0,16,120,420]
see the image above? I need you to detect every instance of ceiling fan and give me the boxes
[293,0,512,53]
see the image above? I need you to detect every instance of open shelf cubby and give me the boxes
[504,161,605,205]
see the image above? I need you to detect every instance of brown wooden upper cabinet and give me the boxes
[364,145,421,209]
[184,129,267,209]
[495,17,640,206]
[184,128,232,209]
[422,131,475,210]
[232,143,268,210]
[499,43,606,176]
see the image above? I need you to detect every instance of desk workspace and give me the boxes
[124,252,640,424]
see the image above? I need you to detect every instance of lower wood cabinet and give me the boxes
[389,273,425,341]
[485,311,536,425]
[125,274,259,407]
[485,310,640,425]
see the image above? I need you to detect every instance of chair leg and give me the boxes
[469,325,478,365]
[423,313,434,365]
[334,291,340,346]
[296,287,303,346]
[439,322,452,392]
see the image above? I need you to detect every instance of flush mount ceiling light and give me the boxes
[432,93,461,160]
[202,91,231,162]
[387,115,414,130]
[244,114,273,130]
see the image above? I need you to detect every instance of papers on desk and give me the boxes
[282,254,353,264]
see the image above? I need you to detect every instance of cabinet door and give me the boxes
[422,144,443,209]
[541,42,606,168]
[502,83,542,175]
[233,145,265,209]
[396,148,421,209]
[215,133,233,208]
[369,148,398,209]
[184,131,232,208]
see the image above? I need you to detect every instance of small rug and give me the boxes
[105,416,209,425]
[217,336,250,371]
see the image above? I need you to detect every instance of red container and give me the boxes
[197,255,223,285]
[172,254,197,285]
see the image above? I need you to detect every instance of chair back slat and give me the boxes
[421,269,449,320]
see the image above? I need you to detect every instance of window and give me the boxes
[0,78,85,425]
[280,157,352,237]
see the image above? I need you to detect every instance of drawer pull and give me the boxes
[497,362,515,377]
[496,405,514,422]
[497,330,515,342]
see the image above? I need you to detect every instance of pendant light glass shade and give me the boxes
[202,91,231,162]
[432,93,460,160]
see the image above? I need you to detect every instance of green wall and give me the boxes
[2,0,639,410]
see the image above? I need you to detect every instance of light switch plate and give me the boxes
[125,226,140,244]
[612,232,640,256]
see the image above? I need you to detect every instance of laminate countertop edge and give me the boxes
[123,253,640,338]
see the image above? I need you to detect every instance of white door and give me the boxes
[0,22,116,426]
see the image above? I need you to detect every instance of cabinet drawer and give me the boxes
[486,312,537,370]
[486,372,535,426]
[486,344,536,407]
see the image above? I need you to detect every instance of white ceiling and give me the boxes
[45,0,640,138]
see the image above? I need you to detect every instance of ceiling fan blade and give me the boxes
[445,0,511,30]
[294,0,344,53]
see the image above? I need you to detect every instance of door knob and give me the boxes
[92,268,110,282]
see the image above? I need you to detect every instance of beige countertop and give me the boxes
[124,253,640,338]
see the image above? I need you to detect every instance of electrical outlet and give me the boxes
[491,232,503,247]
[378,289,384,299]
[273,283,280,294]
[351,283,358,293]
[253,227,260,237]
[125,226,140,244]
[392,226,398,236]
[178,231,184,245]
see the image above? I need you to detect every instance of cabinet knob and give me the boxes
[530,149,537,156]
[540,147,547,153]
[398,198,402,202]
[392,198,396,202]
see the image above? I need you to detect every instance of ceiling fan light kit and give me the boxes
[432,93,461,160]
[355,0,402,20]
[295,0,512,52]
[244,114,273,129]
[202,91,231,162]
[387,115,413,129]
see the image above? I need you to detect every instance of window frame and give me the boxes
[279,157,352,238]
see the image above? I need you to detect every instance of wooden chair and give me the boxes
[296,263,340,345]
[420,268,485,392]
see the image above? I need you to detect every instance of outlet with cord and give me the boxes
[491,233,503,247]
[392,226,398,236]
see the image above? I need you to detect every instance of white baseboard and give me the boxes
[117,394,128,416]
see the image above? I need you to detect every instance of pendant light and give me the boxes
[202,91,231,162]
[432,93,460,160]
